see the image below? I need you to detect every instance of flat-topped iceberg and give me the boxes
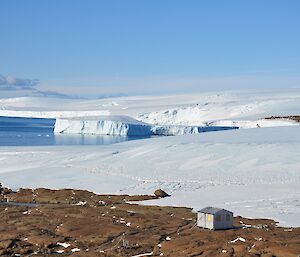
[54,116,238,136]
[54,116,152,136]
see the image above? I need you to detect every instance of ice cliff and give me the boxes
[151,125,238,136]
[54,116,152,136]
[54,116,238,136]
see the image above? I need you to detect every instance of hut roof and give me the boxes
[199,206,233,215]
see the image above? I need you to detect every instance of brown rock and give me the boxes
[154,189,170,198]
[2,187,12,195]
[0,239,13,249]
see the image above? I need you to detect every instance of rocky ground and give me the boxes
[265,115,300,122]
[0,185,299,257]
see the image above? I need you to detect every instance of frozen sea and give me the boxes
[0,116,150,146]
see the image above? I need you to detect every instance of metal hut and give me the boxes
[197,207,233,230]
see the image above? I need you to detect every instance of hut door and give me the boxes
[198,213,205,228]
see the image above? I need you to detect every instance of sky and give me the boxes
[0,0,300,98]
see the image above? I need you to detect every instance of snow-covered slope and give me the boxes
[208,118,298,129]
[137,93,300,127]
[1,90,300,129]
[51,89,300,134]
[0,126,300,226]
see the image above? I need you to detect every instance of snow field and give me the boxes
[0,126,299,226]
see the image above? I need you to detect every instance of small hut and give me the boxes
[197,207,233,230]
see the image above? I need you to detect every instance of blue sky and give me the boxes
[0,0,300,97]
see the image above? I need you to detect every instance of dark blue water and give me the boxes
[0,117,149,146]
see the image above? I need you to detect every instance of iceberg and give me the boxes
[151,125,238,136]
[54,116,152,136]
[54,116,239,136]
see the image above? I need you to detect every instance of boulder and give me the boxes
[0,183,12,195]
[2,188,12,195]
[154,189,170,198]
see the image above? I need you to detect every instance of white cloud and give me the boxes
[0,74,39,90]
[0,73,76,99]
